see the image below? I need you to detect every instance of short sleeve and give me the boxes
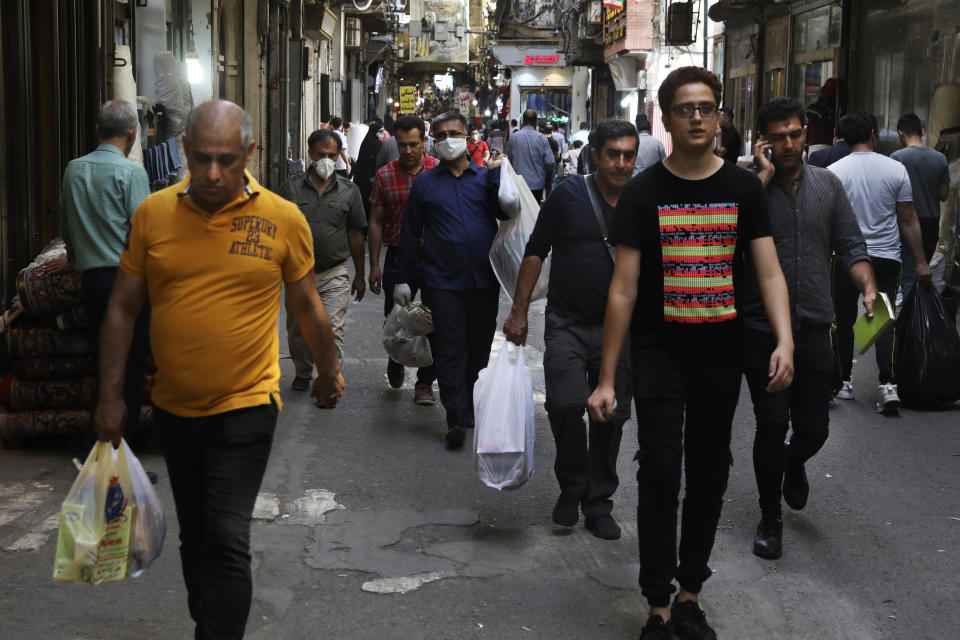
[524,181,563,260]
[941,158,951,187]
[118,201,149,279]
[738,171,771,241]
[346,185,368,230]
[370,168,385,206]
[610,179,644,249]
[126,166,150,217]
[282,206,315,283]
[895,164,913,202]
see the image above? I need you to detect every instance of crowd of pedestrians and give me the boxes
[61,61,955,639]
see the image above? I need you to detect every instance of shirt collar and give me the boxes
[177,169,259,211]
[96,143,127,157]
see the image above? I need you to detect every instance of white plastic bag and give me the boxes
[53,439,165,584]
[497,157,522,219]
[473,345,536,490]
[382,303,433,368]
[490,159,551,302]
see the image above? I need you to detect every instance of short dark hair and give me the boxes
[579,122,588,129]
[308,128,341,152]
[511,119,518,126]
[572,140,584,149]
[431,111,468,131]
[897,113,923,137]
[522,109,538,126]
[838,111,877,146]
[756,97,807,134]
[588,118,639,153]
[719,107,734,120]
[658,66,723,113]
[635,113,652,133]
[394,115,425,139]
[329,116,343,129]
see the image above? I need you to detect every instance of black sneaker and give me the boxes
[752,517,783,560]
[585,514,621,540]
[639,614,679,640]
[445,425,466,449]
[670,599,717,640]
[291,376,311,392]
[782,461,809,511]
[551,499,579,527]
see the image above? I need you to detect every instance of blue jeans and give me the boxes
[155,401,278,640]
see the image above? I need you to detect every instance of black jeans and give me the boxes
[633,347,741,607]
[743,327,833,519]
[82,268,150,437]
[155,402,278,640]
[420,287,500,429]
[543,316,631,518]
[900,217,940,298]
[835,256,901,384]
[381,247,435,385]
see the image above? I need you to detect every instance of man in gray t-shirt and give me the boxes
[892,113,951,296]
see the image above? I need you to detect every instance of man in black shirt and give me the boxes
[745,98,876,561]
[588,67,794,640]
[716,107,742,163]
[503,119,638,540]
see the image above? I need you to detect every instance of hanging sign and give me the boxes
[399,86,417,113]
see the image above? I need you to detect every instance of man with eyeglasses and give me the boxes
[393,112,508,449]
[588,67,794,640]
[503,119,638,541]
[743,97,876,561]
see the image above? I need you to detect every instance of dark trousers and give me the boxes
[82,267,150,436]
[530,188,543,203]
[155,402,278,640]
[421,287,500,429]
[900,217,940,298]
[381,247,436,385]
[543,316,631,518]
[835,256,901,384]
[743,328,833,519]
[633,349,741,607]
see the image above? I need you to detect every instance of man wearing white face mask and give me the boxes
[280,128,367,397]
[394,112,509,448]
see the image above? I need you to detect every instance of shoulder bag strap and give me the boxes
[584,175,616,263]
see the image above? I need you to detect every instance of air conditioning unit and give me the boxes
[666,2,696,46]
[345,18,363,49]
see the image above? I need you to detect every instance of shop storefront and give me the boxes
[492,44,588,128]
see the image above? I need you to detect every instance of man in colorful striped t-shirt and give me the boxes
[588,67,795,640]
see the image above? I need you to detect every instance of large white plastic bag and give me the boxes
[497,157,522,219]
[123,440,166,576]
[382,303,433,368]
[473,345,536,490]
[489,159,551,302]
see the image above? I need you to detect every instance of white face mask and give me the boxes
[312,158,336,180]
[471,133,480,141]
[436,136,467,161]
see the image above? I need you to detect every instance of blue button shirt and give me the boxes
[396,163,506,290]
[505,125,555,190]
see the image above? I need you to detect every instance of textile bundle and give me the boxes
[0,239,154,440]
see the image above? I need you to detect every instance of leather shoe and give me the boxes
[585,514,621,540]
[752,517,783,559]
[551,499,579,527]
[291,376,311,392]
[783,461,809,511]
[387,359,404,389]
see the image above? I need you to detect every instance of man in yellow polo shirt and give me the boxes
[94,100,343,639]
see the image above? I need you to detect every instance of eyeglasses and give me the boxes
[433,130,467,141]
[670,103,718,118]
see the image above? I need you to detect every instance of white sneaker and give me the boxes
[836,380,854,400]
[876,384,900,414]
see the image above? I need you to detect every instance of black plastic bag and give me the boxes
[894,283,960,407]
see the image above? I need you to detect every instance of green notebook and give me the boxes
[853,292,895,354]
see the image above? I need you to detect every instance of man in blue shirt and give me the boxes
[505,109,555,202]
[60,100,151,449]
[394,112,508,448]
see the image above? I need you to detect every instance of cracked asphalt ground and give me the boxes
[2,268,959,639]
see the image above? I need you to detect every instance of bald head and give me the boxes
[185,100,254,149]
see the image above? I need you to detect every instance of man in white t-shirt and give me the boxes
[329,116,351,176]
[828,111,931,414]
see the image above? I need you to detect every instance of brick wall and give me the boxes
[605,0,656,58]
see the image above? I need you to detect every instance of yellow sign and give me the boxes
[399,86,416,114]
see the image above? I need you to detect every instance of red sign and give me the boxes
[523,54,560,65]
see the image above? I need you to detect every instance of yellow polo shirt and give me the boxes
[119,171,314,417]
